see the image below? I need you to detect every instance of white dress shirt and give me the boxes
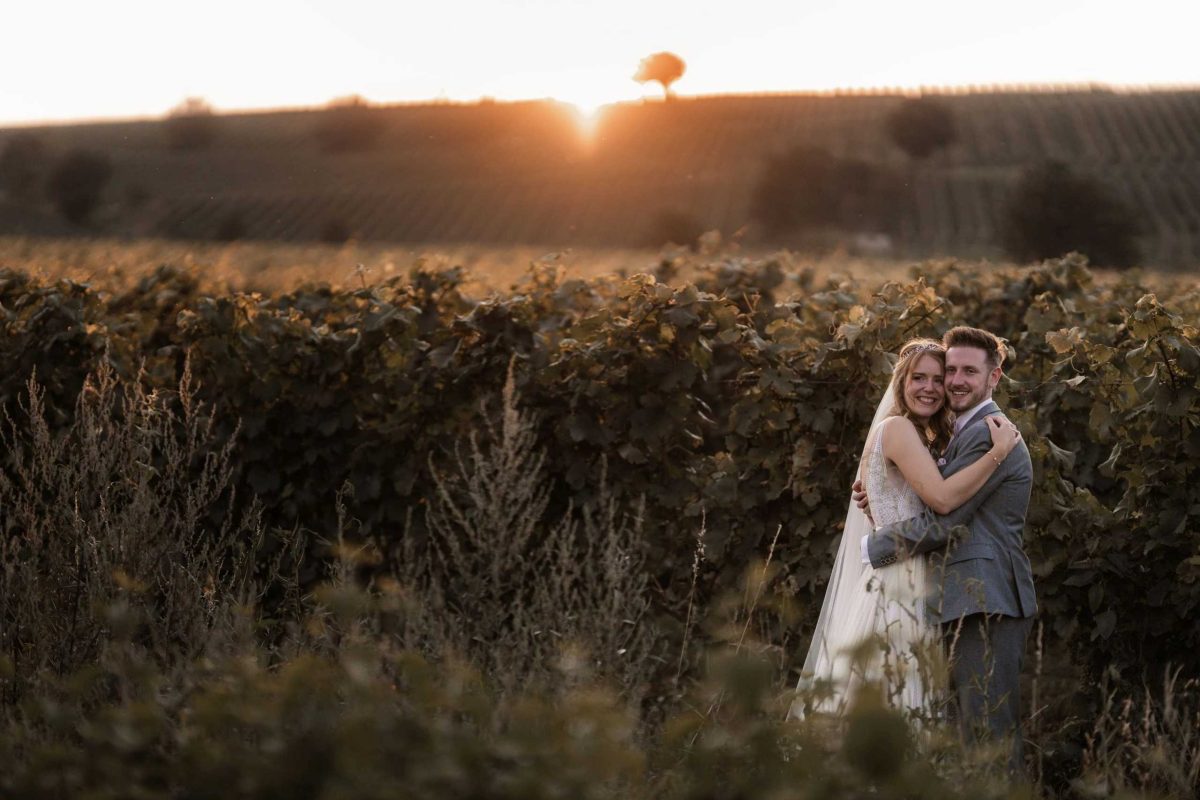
[860,397,993,565]
[953,399,992,435]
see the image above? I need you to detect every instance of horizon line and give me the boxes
[5,79,1200,129]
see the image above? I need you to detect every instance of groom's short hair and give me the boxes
[943,326,1005,370]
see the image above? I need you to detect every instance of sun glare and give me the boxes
[554,81,664,142]
[566,102,607,138]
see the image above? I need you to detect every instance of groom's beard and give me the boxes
[947,384,990,412]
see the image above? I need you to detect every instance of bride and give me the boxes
[790,338,1020,719]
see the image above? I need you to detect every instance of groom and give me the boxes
[856,326,1037,776]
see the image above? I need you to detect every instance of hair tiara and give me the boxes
[901,341,942,357]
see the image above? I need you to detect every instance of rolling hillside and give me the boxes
[3,87,1199,267]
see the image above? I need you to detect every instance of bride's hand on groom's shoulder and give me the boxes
[852,478,873,522]
[986,415,1022,459]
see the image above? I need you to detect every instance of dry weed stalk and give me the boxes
[675,510,707,684]
[687,523,783,747]
[1077,666,1200,798]
[421,360,657,697]
[0,358,264,702]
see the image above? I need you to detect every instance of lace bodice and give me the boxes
[863,418,926,529]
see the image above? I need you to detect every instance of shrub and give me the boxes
[45,149,112,224]
[163,96,219,151]
[0,132,47,202]
[886,96,958,160]
[314,95,388,152]
[1000,160,1142,267]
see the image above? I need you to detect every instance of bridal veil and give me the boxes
[790,382,897,718]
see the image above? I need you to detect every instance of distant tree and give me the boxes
[1001,161,1141,268]
[164,97,219,151]
[750,146,899,236]
[0,133,48,202]
[46,150,112,224]
[634,52,686,99]
[886,97,957,160]
[314,95,388,152]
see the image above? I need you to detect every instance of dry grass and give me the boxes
[0,350,661,707]
[0,359,266,700]
[1074,667,1200,798]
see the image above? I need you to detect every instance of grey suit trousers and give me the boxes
[942,613,1034,778]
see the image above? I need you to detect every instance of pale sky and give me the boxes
[3,0,1199,125]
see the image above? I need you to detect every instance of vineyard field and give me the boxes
[2,88,1200,267]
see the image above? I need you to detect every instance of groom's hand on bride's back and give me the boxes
[851,479,873,523]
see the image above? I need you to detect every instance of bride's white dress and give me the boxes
[791,416,939,719]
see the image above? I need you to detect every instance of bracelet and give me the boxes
[989,449,1003,465]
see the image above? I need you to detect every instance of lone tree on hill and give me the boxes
[1001,161,1141,268]
[164,97,219,151]
[46,150,112,225]
[634,52,686,99]
[886,96,957,160]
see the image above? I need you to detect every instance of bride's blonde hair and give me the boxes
[888,338,954,454]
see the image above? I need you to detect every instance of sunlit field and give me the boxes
[0,234,927,294]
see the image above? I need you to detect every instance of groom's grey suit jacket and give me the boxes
[866,401,1037,624]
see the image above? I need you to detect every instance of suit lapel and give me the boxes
[941,400,1001,472]
[966,401,1001,431]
